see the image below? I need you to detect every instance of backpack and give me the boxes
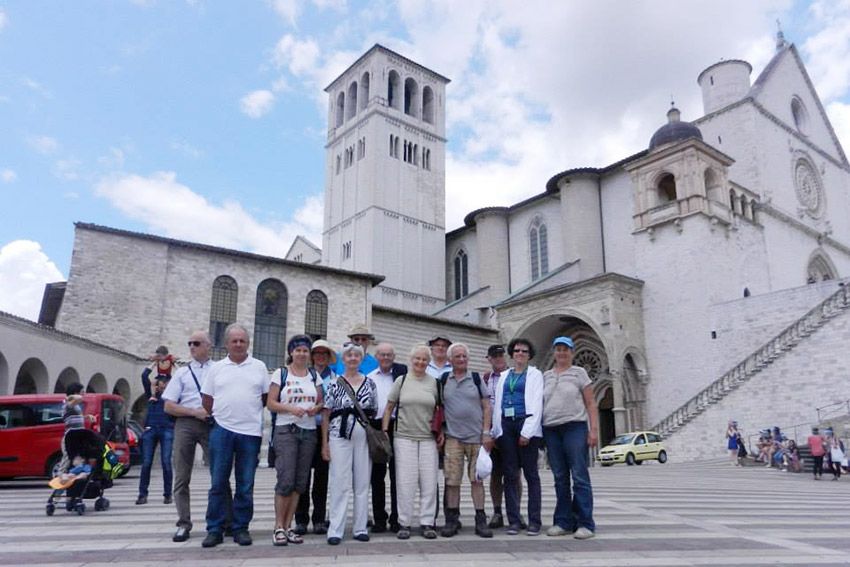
[438,371,485,401]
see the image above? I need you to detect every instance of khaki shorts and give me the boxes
[444,437,481,486]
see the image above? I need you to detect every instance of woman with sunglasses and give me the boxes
[490,338,544,536]
[321,341,378,545]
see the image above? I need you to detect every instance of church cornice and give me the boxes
[323,206,445,235]
[325,106,447,147]
[544,149,649,193]
[495,272,645,310]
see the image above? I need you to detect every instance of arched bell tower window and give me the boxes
[387,70,400,110]
[253,279,288,369]
[209,275,238,360]
[453,249,469,300]
[359,72,370,111]
[422,86,434,124]
[404,77,419,117]
[346,81,358,121]
[657,173,676,204]
[335,92,345,127]
[529,218,549,281]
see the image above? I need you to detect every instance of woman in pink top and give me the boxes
[807,427,826,480]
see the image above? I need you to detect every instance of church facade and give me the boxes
[4,38,849,454]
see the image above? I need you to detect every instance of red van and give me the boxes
[0,393,131,479]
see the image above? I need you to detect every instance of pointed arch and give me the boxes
[453,249,469,300]
[807,249,838,283]
[529,216,549,281]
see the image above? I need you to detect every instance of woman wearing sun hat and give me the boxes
[541,336,598,540]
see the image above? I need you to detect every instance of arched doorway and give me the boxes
[0,350,8,395]
[87,373,107,393]
[112,378,131,402]
[14,358,49,394]
[54,367,80,393]
[596,383,616,447]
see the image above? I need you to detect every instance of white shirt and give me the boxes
[270,368,319,430]
[426,360,452,379]
[162,359,212,409]
[201,355,270,437]
[367,366,396,418]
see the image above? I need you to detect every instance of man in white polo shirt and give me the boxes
[200,324,269,548]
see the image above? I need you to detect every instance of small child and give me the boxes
[49,455,92,490]
[147,346,174,401]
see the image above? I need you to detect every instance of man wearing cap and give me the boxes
[367,342,408,532]
[200,323,269,548]
[332,325,379,375]
[294,339,337,535]
[426,335,452,379]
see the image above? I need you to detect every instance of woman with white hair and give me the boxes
[381,344,441,540]
[321,341,378,545]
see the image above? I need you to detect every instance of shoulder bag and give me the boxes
[340,377,393,464]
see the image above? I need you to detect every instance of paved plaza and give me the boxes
[1,458,850,566]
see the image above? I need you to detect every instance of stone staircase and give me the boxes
[653,283,850,438]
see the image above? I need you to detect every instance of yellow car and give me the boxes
[596,431,667,466]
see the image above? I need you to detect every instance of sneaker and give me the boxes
[421,525,437,539]
[201,532,223,548]
[546,525,569,537]
[353,532,370,542]
[573,527,595,540]
[488,512,504,529]
[163,495,173,505]
[527,524,541,536]
[172,527,190,542]
[135,496,147,505]
[397,526,411,540]
[506,523,521,535]
[519,515,528,530]
[327,536,342,545]
[233,530,252,546]
[293,523,308,536]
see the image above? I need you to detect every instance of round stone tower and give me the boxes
[697,59,752,115]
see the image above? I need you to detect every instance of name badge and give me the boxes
[504,407,515,418]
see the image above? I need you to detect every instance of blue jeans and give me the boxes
[543,421,595,532]
[138,426,174,498]
[498,418,542,527]
[206,424,261,534]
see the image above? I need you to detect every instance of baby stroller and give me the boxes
[46,428,120,516]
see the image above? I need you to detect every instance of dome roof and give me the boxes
[649,107,702,150]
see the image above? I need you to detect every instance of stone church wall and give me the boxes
[662,303,850,462]
[58,226,374,359]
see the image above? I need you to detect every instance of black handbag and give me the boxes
[339,378,393,464]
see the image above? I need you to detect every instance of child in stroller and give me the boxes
[46,428,118,516]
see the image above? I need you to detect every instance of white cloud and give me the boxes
[273,34,321,76]
[97,147,125,169]
[170,139,204,158]
[95,171,323,257]
[271,0,301,27]
[240,89,276,118]
[1,169,16,183]
[27,135,59,154]
[801,1,850,101]
[53,158,82,181]
[0,8,8,31]
[0,240,64,321]
[21,77,52,98]
[271,76,291,93]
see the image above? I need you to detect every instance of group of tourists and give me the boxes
[132,323,600,548]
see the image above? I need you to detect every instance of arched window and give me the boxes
[657,173,676,204]
[387,70,400,110]
[704,168,720,202]
[529,218,549,281]
[393,136,399,158]
[335,92,345,127]
[347,81,358,121]
[404,77,419,117]
[413,144,419,166]
[359,72,370,111]
[422,86,434,124]
[791,96,809,135]
[305,290,329,340]
[209,275,238,360]
[740,195,750,220]
[807,252,837,284]
[253,279,288,368]
[453,250,469,300]
[729,189,737,213]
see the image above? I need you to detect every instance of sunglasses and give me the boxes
[513,349,530,354]
[187,341,203,347]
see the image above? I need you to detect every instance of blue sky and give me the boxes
[1,0,849,320]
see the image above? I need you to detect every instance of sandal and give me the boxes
[286,529,303,544]
[273,528,288,546]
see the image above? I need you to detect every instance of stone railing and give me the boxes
[653,283,850,437]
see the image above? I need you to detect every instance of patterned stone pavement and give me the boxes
[1,458,849,566]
